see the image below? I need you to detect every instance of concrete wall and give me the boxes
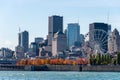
[36,65,120,72]
[47,65,80,71]
[1,65,120,72]
[31,65,80,71]
[0,65,25,71]
[82,65,120,72]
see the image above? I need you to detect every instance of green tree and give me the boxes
[117,52,120,65]
[96,53,102,65]
[107,55,112,64]
[89,54,97,65]
[89,54,94,65]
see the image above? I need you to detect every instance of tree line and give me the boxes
[17,58,89,66]
[17,52,120,66]
[90,52,120,65]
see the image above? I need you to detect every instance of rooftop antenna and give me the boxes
[19,27,21,33]
[107,11,109,24]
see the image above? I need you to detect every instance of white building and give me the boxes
[52,31,67,56]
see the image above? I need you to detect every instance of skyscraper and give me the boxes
[46,15,63,53]
[21,31,29,53]
[67,23,80,48]
[48,15,63,46]
[15,30,29,59]
[49,15,63,36]
[18,33,21,46]
[89,23,111,53]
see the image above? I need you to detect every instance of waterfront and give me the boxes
[0,71,120,80]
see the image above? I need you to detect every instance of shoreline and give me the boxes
[0,64,120,72]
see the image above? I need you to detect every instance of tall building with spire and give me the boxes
[15,30,29,59]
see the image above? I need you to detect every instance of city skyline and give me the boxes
[0,0,120,50]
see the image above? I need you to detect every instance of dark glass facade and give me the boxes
[89,23,111,53]
[67,23,80,48]
[48,15,63,46]
[48,15,63,36]
[21,31,29,53]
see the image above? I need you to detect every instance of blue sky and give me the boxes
[0,0,120,50]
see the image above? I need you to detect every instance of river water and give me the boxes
[0,71,119,80]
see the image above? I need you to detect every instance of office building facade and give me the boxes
[35,37,44,43]
[21,31,29,53]
[46,15,63,53]
[52,31,67,56]
[89,23,111,53]
[48,15,63,46]
[67,23,80,48]
[15,30,29,58]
